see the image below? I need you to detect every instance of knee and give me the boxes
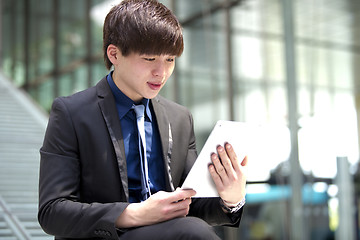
[169,217,220,240]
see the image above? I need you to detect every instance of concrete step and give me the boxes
[0,72,50,240]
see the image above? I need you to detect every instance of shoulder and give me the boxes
[50,87,95,115]
[153,95,191,116]
[152,95,194,132]
[52,77,108,111]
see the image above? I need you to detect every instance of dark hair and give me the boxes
[103,0,184,70]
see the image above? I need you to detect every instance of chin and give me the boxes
[145,91,161,99]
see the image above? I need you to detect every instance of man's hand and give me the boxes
[116,188,196,228]
[208,142,248,205]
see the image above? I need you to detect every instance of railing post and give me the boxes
[281,0,305,239]
[336,156,356,240]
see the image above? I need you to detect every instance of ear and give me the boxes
[107,44,121,65]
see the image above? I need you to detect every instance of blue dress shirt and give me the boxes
[107,73,166,203]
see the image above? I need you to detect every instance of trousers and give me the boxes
[119,217,221,240]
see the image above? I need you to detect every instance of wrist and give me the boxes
[220,197,245,213]
[116,203,142,228]
[222,199,242,208]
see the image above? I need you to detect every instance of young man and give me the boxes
[38,0,247,239]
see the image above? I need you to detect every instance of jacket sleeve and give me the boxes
[38,97,126,239]
[189,197,243,227]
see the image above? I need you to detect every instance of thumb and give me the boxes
[241,156,248,167]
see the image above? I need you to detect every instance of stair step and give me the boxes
[0,72,50,239]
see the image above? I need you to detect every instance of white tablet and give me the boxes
[181,120,255,197]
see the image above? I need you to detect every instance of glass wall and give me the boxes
[1,0,106,110]
[1,0,360,239]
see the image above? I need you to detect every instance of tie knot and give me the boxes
[133,104,145,119]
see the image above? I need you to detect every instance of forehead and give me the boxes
[133,52,177,58]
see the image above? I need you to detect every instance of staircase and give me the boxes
[0,72,52,240]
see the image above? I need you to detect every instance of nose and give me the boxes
[152,62,166,78]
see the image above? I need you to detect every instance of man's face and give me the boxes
[113,51,176,102]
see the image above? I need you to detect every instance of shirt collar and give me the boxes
[137,99,152,122]
[107,72,152,121]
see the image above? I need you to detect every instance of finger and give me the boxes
[170,198,192,216]
[211,151,228,182]
[165,206,190,219]
[241,155,248,167]
[208,163,224,191]
[224,143,240,171]
[169,189,196,203]
[173,201,191,217]
[178,189,197,198]
[179,188,197,195]
[173,197,192,207]
[217,145,236,178]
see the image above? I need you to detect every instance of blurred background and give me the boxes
[1,0,360,239]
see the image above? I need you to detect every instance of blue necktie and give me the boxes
[133,104,151,200]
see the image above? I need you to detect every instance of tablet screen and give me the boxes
[181,120,255,197]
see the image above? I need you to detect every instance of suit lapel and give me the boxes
[151,97,175,192]
[96,78,174,196]
[96,78,129,200]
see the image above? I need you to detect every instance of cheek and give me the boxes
[166,65,175,78]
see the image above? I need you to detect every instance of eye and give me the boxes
[166,58,175,62]
[144,57,155,61]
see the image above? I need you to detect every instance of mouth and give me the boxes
[148,82,163,90]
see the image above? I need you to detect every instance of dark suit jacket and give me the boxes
[38,77,242,239]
